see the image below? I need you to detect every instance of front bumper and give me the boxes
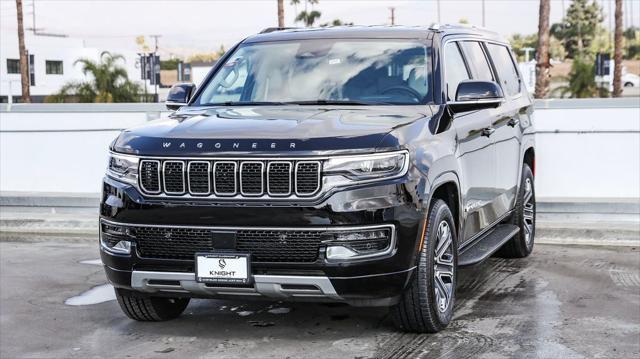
[100,176,424,306]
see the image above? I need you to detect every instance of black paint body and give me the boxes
[101,26,535,305]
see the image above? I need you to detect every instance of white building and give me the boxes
[1,33,145,102]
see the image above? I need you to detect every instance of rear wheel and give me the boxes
[391,199,457,333]
[115,288,190,321]
[500,164,535,258]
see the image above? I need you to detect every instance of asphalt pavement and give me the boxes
[0,233,639,359]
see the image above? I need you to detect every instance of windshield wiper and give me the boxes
[283,99,386,106]
[200,101,285,106]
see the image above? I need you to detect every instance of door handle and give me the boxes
[482,127,495,137]
[508,118,520,127]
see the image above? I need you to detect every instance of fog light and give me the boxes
[324,227,393,260]
[326,245,359,260]
[100,221,133,254]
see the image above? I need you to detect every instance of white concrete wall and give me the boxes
[1,99,639,202]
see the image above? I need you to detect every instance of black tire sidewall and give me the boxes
[514,164,536,255]
[422,200,458,326]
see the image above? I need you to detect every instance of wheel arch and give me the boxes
[523,146,535,176]
[427,172,462,242]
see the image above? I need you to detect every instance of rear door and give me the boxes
[484,43,525,218]
[444,41,497,245]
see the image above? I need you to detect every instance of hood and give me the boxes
[112,105,431,156]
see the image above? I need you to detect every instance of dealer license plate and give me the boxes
[195,253,250,284]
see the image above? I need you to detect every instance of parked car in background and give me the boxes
[100,25,536,333]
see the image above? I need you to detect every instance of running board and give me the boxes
[458,224,520,267]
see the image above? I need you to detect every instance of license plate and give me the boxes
[195,253,250,284]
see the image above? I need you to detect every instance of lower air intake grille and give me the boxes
[132,226,323,262]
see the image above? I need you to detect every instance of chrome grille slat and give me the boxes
[240,162,264,196]
[163,161,186,194]
[187,161,211,195]
[140,159,321,199]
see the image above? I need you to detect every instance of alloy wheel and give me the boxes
[433,220,454,313]
[523,177,535,245]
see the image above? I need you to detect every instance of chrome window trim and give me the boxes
[295,160,322,196]
[162,160,186,195]
[138,159,161,194]
[213,161,238,196]
[266,161,292,196]
[239,161,265,196]
[187,161,211,195]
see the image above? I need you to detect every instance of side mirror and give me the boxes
[448,80,504,113]
[165,83,196,111]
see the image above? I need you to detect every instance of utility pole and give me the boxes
[31,0,35,34]
[389,7,395,25]
[16,0,31,103]
[481,0,486,27]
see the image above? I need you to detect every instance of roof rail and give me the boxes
[259,27,298,34]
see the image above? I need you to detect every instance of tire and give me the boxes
[115,288,190,321]
[624,82,634,88]
[391,199,458,333]
[499,163,536,258]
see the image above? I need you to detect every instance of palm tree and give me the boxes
[613,0,623,97]
[15,0,30,102]
[48,51,141,103]
[534,0,551,98]
[295,10,321,27]
[277,0,285,27]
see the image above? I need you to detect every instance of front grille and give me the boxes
[138,158,322,199]
[163,161,185,193]
[132,226,323,262]
[139,160,160,193]
[240,162,264,195]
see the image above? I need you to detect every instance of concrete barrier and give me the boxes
[1,99,639,212]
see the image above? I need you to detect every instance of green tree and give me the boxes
[47,51,141,103]
[295,10,321,27]
[509,33,538,62]
[550,0,603,59]
[552,55,607,98]
[320,19,353,27]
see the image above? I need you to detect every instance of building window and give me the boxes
[7,59,20,74]
[46,60,63,75]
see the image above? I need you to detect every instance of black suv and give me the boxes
[101,25,535,333]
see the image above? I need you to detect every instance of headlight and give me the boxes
[107,153,139,185]
[323,151,409,182]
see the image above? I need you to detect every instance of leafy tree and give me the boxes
[47,51,141,103]
[295,10,321,27]
[187,46,226,63]
[623,27,640,59]
[320,19,353,27]
[552,55,607,98]
[510,33,538,62]
[550,0,603,58]
[160,58,180,70]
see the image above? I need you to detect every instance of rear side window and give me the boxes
[443,42,470,101]
[459,41,493,81]
[486,44,521,96]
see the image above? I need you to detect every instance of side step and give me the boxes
[458,224,520,267]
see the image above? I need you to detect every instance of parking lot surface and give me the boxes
[0,236,638,359]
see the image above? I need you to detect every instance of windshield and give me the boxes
[194,39,431,106]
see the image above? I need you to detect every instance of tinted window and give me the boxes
[460,42,493,81]
[486,44,521,96]
[195,40,431,106]
[444,42,470,101]
[6,59,19,74]
[45,60,63,75]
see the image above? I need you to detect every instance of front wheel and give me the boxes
[115,288,190,321]
[391,199,458,333]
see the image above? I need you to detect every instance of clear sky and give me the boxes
[1,0,639,57]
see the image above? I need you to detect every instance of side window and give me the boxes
[459,41,493,81]
[486,44,521,96]
[444,42,471,101]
